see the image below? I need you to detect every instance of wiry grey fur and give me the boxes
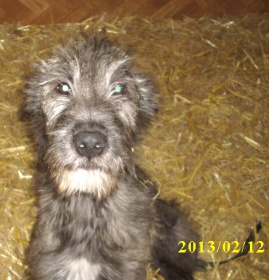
[24,34,199,280]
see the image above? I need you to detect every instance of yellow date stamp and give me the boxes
[178,240,265,254]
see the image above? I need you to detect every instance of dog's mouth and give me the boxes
[70,158,109,172]
[50,139,124,198]
[53,167,118,198]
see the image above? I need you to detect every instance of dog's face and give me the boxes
[25,35,157,198]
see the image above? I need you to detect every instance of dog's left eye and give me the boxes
[111,84,127,96]
[56,83,72,95]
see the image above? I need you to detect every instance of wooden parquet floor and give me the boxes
[0,0,269,25]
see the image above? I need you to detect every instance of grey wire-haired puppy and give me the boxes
[24,33,199,280]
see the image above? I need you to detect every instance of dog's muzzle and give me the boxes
[73,131,107,159]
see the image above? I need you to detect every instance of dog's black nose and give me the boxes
[73,131,107,159]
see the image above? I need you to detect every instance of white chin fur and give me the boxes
[54,168,117,199]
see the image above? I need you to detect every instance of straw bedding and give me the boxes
[0,15,268,280]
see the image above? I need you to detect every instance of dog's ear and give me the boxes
[135,74,159,128]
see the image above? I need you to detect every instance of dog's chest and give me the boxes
[65,258,101,280]
[40,179,155,279]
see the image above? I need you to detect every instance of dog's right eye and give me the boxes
[55,83,72,95]
[110,84,127,97]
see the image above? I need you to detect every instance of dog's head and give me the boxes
[24,34,158,198]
